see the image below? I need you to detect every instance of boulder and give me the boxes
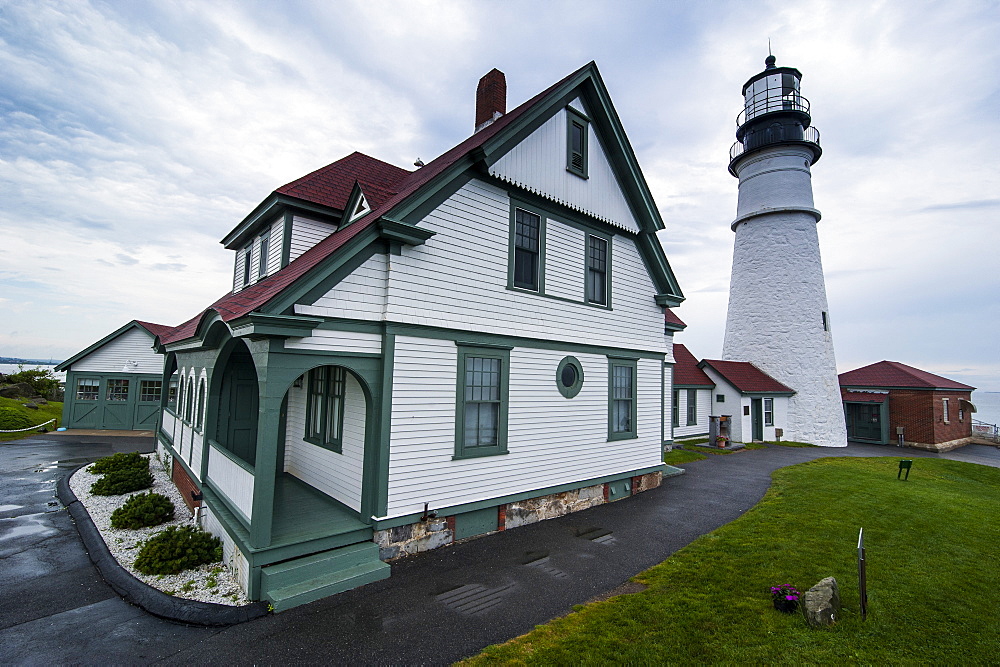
[0,383,39,399]
[802,577,841,627]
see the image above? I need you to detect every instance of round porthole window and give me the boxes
[556,356,584,398]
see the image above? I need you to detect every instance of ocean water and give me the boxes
[0,363,66,383]
[972,390,1000,427]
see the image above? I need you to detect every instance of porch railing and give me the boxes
[207,441,255,522]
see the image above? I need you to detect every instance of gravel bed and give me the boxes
[69,454,250,606]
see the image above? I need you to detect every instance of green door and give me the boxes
[218,346,259,466]
[847,403,882,442]
[751,398,763,441]
[102,378,132,429]
[133,379,163,430]
[69,375,102,428]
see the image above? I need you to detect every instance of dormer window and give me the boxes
[242,246,251,286]
[566,107,589,179]
[258,231,270,278]
[351,194,370,221]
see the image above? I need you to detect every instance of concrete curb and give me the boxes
[56,467,270,627]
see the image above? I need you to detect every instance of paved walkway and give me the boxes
[1,435,997,664]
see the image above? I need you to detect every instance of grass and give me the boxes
[0,397,63,442]
[663,448,707,465]
[767,440,817,448]
[465,457,1000,664]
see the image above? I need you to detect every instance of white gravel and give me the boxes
[69,454,250,606]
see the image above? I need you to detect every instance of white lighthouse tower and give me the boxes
[722,55,847,447]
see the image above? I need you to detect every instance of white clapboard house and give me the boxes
[56,320,170,431]
[152,63,685,610]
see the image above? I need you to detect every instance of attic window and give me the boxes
[242,247,252,286]
[349,193,370,224]
[566,107,589,179]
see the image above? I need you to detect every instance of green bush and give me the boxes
[3,366,59,397]
[134,525,223,575]
[90,467,154,496]
[89,452,149,475]
[110,492,174,529]
[0,407,32,431]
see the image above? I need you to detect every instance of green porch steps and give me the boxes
[260,541,390,612]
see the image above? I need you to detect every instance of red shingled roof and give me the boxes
[839,361,975,391]
[673,344,713,386]
[134,320,173,338]
[159,63,591,346]
[664,308,686,329]
[841,390,888,403]
[699,359,794,394]
[275,151,411,211]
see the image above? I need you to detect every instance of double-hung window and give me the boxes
[587,235,608,305]
[671,389,679,427]
[608,358,638,440]
[686,388,697,426]
[305,366,346,452]
[513,208,541,291]
[455,344,510,459]
[764,397,774,427]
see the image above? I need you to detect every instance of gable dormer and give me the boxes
[339,181,372,230]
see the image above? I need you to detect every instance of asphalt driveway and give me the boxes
[1,433,997,664]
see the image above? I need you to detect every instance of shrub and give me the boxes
[90,467,154,495]
[110,492,174,529]
[134,525,223,575]
[3,366,59,398]
[0,407,32,431]
[89,452,149,475]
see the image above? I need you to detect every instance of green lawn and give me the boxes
[0,397,63,442]
[663,448,707,465]
[466,457,1000,664]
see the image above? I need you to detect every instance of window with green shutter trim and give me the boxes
[258,232,270,278]
[455,344,510,459]
[608,357,637,440]
[672,389,679,427]
[587,235,609,305]
[686,388,697,426]
[305,366,346,452]
[512,208,541,291]
[242,246,251,286]
[566,106,589,178]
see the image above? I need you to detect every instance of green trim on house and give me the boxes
[258,229,270,279]
[584,230,612,307]
[377,217,436,247]
[686,388,698,426]
[221,194,341,250]
[556,355,585,399]
[454,344,510,460]
[55,321,158,371]
[303,366,346,454]
[565,105,590,179]
[362,329,394,519]
[339,182,370,231]
[371,464,666,529]
[280,211,293,268]
[507,203,546,294]
[228,313,325,340]
[262,228,383,317]
[608,357,639,441]
[385,321,666,360]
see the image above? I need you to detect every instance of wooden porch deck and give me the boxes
[271,473,370,546]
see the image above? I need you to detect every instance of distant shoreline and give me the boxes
[0,358,63,366]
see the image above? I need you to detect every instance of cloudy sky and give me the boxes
[1,0,998,389]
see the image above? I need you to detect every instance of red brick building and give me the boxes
[839,361,976,451]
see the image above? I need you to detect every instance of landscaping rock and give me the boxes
[802,577,841,627]
[0,383,38,399]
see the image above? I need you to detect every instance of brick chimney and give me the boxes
[475,68,506,133]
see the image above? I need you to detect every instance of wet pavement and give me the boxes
[1,434,997,664]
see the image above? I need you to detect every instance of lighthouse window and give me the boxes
[566,107,589,178]
[822,311,829,331]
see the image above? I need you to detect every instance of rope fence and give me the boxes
[0,418,57,433]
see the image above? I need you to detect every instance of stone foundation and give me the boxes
[906,436,972,453]
[374,471,662,561]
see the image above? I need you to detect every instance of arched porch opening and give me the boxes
[214,340,260,467]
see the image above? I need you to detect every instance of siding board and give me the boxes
[289,216,337,263]
[72,327,161,374]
